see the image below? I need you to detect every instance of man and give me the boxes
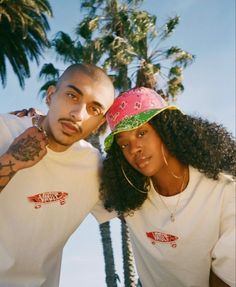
[0,63,115,286]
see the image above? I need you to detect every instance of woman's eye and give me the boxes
[120,143,128,149]
[138,130,146,137]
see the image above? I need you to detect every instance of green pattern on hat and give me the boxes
[104,106,178,151]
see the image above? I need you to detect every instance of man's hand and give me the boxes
[9,108,37,117]
[0,127,48,192]
[7,126,48,170]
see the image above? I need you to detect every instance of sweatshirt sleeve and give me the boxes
[211,179,236,287]
[91,199,117,224]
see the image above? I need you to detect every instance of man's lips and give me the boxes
[60,121,81,134]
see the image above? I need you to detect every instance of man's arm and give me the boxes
[9,108,38,117]
[0,126,48,193]
[0,153,16,191]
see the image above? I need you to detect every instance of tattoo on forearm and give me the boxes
[7,135,42,161]
[0,160,16,191]
[0,161,15,177]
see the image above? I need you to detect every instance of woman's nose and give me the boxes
[129,141,142,155]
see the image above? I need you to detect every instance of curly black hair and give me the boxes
[100,109,236,215]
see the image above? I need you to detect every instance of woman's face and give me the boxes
[116,122,165,177]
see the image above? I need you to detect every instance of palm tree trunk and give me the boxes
[99,222,119,287]
[87,133,119,287]
[120,218,137,287]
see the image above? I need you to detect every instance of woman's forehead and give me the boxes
[116,122,152,139]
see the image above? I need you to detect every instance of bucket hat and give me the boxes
[104,87,180,151]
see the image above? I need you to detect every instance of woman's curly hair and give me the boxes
[100,109,236,215]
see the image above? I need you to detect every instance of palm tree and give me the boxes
[87,131,119,287]
[120,217,137,286]
[80,0,194,100]
[40,0,195,100]
[99,221,120,287]
[0,0,52,88]
[133,16,195,100]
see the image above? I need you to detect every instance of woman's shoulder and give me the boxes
[218,173,235,188]
[189,166,235,197]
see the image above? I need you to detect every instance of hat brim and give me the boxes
[104,106,178,151]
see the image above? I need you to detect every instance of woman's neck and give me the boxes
[152,163,189,196]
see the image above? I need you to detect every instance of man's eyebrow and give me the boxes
[67,84,83,95]
[67,84,105,110]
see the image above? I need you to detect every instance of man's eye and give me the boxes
[67,93,78,101]
[88,106,102,116]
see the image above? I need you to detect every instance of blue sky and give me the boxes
[0,0,235,286]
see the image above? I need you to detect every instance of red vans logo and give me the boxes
[146,231,179,248]
[27,192,68,209]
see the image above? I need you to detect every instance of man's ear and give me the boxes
[46,85,56,106]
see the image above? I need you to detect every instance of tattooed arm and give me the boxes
[0,126,48,193]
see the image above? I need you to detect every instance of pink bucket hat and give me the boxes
[104,87,180,151]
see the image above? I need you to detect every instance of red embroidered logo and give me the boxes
[146,231,179,248]
[27,192,68,209]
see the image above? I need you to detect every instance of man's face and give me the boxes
[45,71,114,151]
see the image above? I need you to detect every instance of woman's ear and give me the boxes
[46,86,56,106]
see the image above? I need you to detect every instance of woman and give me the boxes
[100,87,235,287]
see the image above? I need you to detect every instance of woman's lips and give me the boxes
[135,156,151,169]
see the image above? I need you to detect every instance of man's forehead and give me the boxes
[62,78,114,111]
[60,66,113,94]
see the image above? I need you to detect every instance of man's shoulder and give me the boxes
[0,114,32,154]
[0,113,31,127]
[0,113,17,122]
[72,140,102,160]
[74,139,99,152]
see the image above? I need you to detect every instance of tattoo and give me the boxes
[0,161,15,178]
[0,160,16,192]
[8,135,42,161]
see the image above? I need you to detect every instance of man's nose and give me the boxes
[70,103,88,122]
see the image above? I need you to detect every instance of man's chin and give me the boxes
[48,135,82,151]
